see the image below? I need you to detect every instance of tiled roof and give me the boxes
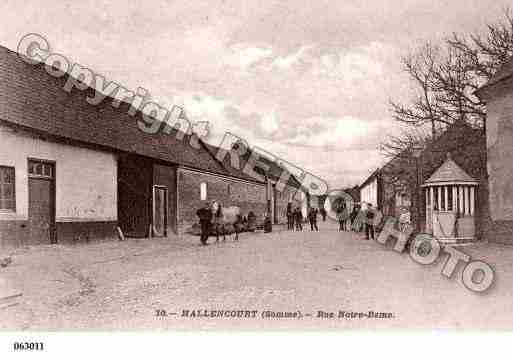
[201,141,303,188]
[0,45,226,174]
[423,154,478,185]
[200,141,265,183]
[0,44,310,190]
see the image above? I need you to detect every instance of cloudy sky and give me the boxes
[0,0,510,188]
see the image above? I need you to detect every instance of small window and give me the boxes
[200,182,207,201]
[0,166,15,211]
[28,159,54,179]
[43,164,52,177]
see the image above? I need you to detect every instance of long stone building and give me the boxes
[0,45,303,246]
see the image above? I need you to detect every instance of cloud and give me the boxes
[286,116,379,149]
[3,0,510,188]
[311,41,396,81]
[259,110,280,134]
[225,44,273,69]
[271,45,314,70]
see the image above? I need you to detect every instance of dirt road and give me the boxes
[1,220,512,330]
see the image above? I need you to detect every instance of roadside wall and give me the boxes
[176,167,267,233]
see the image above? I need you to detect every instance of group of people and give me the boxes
[197,199,379,243]
[196,201,256,245]
[336,202,376,240]
[196,201,273,245]
[286,206,304,231]
[286,205,326,232]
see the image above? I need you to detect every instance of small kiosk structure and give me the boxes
[422,153,479,243]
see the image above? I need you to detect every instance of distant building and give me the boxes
[344,185,361,204]
[312,186,359,207]
[360,152,414,218]
[379,152,413,219]
[359,169,382,209]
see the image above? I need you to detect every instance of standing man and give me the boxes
[196,202,213,245]
[336,201,346,231]
[320,207,327,222]
[337,210,344,231]
[264,212,273,233]
[286,203,294,230]
[350,205,359,232]
[365,203,375,240]
[294,207,303,231]
[247,211,257,232]
[308,207,319,231]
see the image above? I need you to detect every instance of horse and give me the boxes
[211,201,243,241]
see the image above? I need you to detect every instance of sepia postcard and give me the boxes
[1,0,513,356]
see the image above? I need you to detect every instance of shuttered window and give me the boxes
[0,166,15,211]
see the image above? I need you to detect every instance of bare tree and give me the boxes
[431,46,486,127]
[389,43,445,138]
[380,127,428,159]
[449,8,513,80]
[386,8,513,158]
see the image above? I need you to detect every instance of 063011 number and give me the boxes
[13,342,44,351]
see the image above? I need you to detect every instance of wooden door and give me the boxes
[153,186,167,237]
[28,160,55,244]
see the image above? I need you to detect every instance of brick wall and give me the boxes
[176,167,268,233]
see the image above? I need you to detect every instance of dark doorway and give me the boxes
[118,154,153,238]
[28,159,56,244]
[153,185,168,237]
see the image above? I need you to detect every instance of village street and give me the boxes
[1,220,513,331]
